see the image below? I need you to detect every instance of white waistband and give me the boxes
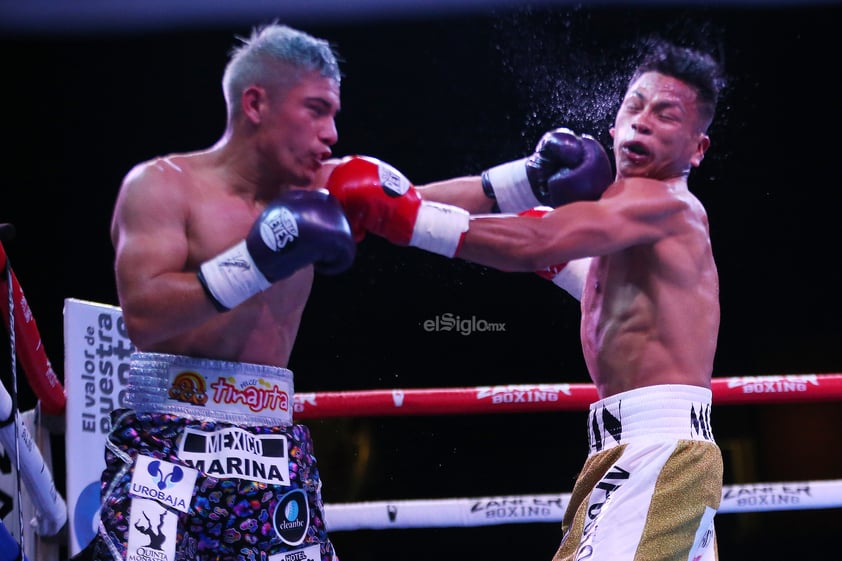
[126,352,294,426]
[587,384,714,455]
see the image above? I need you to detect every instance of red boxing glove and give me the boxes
[325,155,419,243]
[535,262,569,282]
[327,155,470,257]
[519,207,588,300]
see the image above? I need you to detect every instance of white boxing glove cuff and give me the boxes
[410,201,470,258]
[198,240,271,311]
[484,158,543,213]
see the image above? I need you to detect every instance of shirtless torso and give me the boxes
[580,176,719,397]
[111,150,318,366]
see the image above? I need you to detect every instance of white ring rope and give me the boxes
[0,381,67,537]
[323,478,842,531]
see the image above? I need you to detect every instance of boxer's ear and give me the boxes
[690,133,710,169]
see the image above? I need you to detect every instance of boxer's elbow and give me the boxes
[122,314,160,350]
[119,304,174,351]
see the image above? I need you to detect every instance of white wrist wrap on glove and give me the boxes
[485,158,542,213]
[410,201,470,258]
[199,240,271,310]
[550,257,592,301]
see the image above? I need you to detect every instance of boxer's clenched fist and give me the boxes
[326,155,469,257]
[198,189,355,311]
[482,127,613,212]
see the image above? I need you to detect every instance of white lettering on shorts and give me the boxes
[177,426,291,485]
[576,464,631,561]
[268,544,321,561]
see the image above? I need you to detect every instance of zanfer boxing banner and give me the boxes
[64,298,134,556]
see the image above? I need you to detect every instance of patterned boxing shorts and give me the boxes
[93,352,338,561]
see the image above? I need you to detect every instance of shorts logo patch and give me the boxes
[208,376,290,414]
[177,427,291,485]
[130,456,197,513]
[689,506,717,561]
[273,489,309,546]
[127,497,179,561]
[168,370,209,406]
[268,543,321,561]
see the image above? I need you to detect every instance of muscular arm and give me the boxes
[110,161,220,349]
[457,177,689,271]
[416,176,496,214]
[317,158,495,214]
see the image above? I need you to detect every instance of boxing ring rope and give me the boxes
[292,373,842,419]
[0,236,67,561]
[289,376,842,531]
[324,479,842,531]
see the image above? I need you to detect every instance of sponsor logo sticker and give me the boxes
[126,497,179,561]
[130,456,197,513]
[268,543,321,561]
[178,426,290,485]
[273,489,310,546]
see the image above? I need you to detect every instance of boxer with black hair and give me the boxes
[327,38,727,561]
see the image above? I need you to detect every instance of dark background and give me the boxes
[1,2,841,559]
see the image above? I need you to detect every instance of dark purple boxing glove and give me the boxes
[198,188,355,311]
[481,127,613,212]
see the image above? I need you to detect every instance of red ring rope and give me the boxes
[293,374,842,419]
[0,242,66,416]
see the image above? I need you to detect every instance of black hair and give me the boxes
[631,38,726,130]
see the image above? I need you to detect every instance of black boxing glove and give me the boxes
[198,188,355,311]
[481,127,613,213]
